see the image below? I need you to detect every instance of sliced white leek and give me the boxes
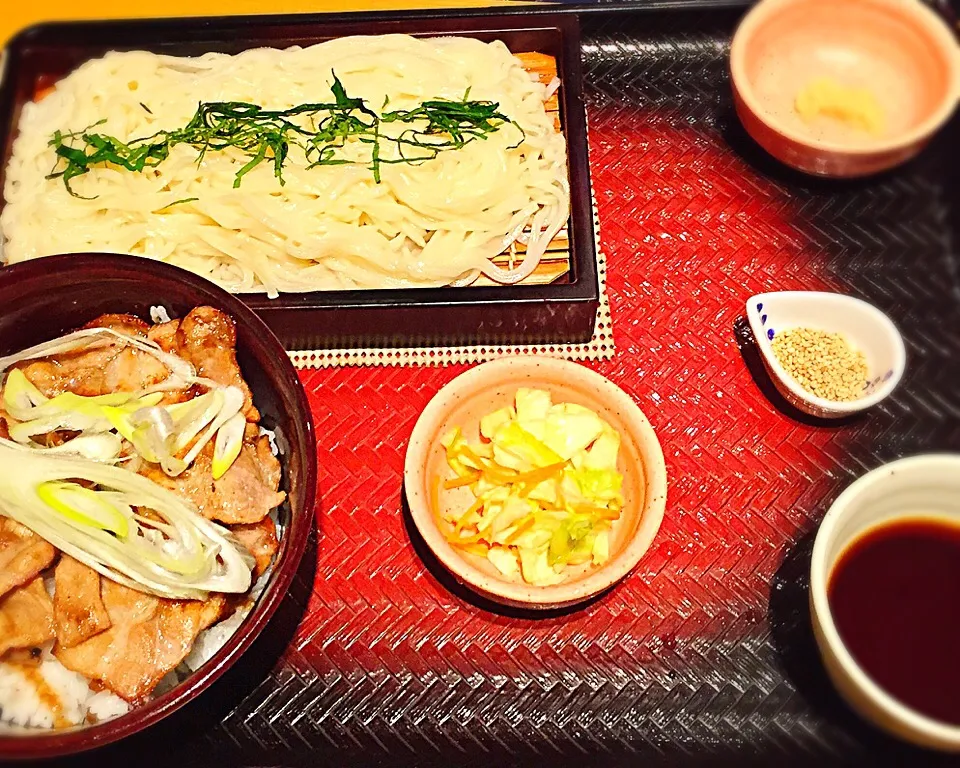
[178,386,244,473]
[168,390,224,452]
[26,434,123,462]
[2,368,48,414]
[213,412,246,480]
[128,406,177,467]
[0,443,253,599]
[2,329,247,477]
[7,391,165,444]
[37,481,130,539]
[9,412,112,443]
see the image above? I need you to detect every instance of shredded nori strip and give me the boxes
[47,73,521,197]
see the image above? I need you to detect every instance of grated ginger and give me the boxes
[795,76,885,136]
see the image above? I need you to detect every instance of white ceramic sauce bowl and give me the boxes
[810,455,960,751]
[746,291,906,418]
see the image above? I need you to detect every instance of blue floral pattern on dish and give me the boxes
[757,303,775,340]
[864,369,894,393]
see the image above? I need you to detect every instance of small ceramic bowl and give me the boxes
[746,290,905,419]
[403,357,667,609]
[810,454,960,751]
[730,0,960,177]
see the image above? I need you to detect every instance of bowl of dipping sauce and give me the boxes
[730,0,960,177]
[810,455,960,751]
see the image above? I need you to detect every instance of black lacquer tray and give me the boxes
[15,3,960,766]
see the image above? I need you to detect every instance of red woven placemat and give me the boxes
[297,85,839,685]
[294,18,843,715]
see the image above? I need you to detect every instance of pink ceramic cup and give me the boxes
[730,0,960,177]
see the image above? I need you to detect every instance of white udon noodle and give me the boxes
[0,36,570,296]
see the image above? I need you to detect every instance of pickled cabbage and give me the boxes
[437,388,624,586]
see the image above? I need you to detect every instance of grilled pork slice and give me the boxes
[231,516,280,579]
[53,556,112,649]
[0,518,56,599]
[176,307,259,421]
[17,314,169,398]
[55,580,227,702]
[0,577,55,657]
[210,437,285,524]
[83,314,152,337]
[146,318,181,353]
[140,438,284,525]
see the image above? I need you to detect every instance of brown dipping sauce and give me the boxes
[828,517,960,725]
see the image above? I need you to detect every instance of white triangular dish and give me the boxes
[746,291,906,418]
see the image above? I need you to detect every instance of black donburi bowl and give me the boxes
[0,253,317,760]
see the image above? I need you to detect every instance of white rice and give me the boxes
[0,504,284,731]
[0,645,129,730]
[85,689,131,723]
[0,660,59,730]
[183,566,271,673]
[0,583,266,731]
[259,425,281,457]
[149,305,172,324]
[151,668,183,698]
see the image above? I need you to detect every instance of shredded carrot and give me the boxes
[444,472,480,489]
[448,540,489,556]
[458,446,491,470]
[445,522,487,547]
[446,528,484,544]
[535,491,568,511]
[430,475,442,526]
[484,461,565,487]
[571,503,621,521]
[503,515,537,544]
[453,496,485,534]
[480,467,518,485]
[515,462,566,485]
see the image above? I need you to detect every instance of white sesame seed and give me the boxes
[771,327,868,402]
